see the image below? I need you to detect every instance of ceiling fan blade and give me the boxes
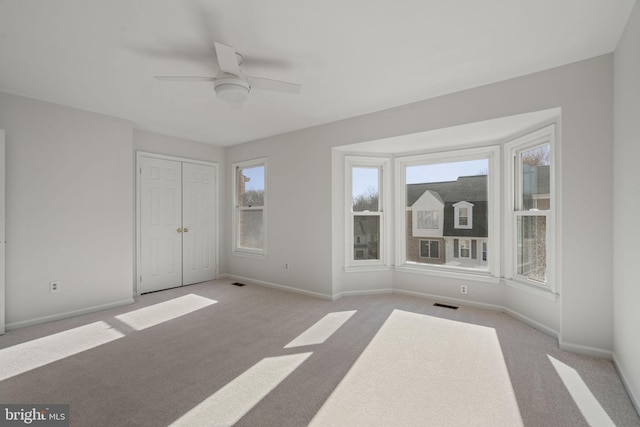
[247,76,301,94]
[154,76,216,82]
[214,42,241,76]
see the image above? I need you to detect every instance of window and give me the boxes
[417,210,439,229]
[505,125,555,289]
[346,156,390,268]
[420,240,439,259]
[453,201,474,229]
[397,146,499,275]
[233,159,266,255]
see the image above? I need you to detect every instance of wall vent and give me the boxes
[231,282,246,287]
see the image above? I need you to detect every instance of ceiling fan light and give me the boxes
[215,82,250,103]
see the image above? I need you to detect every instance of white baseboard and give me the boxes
[612,353,640,417]
[221,274,334,300]
[5,298,135,331]
[332,289,393,300]
[558,338,614,360]
[501,307,559,340]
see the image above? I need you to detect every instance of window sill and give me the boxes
[505,278,558,301]
[395,264,500,284]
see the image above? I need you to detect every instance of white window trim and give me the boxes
[453,201,474,229]
[504,124,557,293]
[395,146,501,279]
[232,158,267,258]
[345,156,391,270]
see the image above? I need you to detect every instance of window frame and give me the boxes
[345,156,391,270]
[232,158,267,257]
[504,125,556,293]
[395,146,501,280]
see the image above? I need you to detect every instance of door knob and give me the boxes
[177,228,183,233]
[183,228,189,233]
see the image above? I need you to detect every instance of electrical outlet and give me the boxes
[50,280,61,293]
[460,285,468,295]
[285,263,290,270]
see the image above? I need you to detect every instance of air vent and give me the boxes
[433,303,458,310]
[231,282,246,287]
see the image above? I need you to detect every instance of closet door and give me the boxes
[140,157,183,293]
[182,162,216,285]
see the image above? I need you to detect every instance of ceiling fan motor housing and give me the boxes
[214,75,251,103]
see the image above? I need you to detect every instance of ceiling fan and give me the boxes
[155,42,301,104]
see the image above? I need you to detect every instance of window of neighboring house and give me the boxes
[505,125,555,290]
[397,146,499,275]
[454,202,473,229]
[417,210,439,229]
[420,240,439,258]
[233,159,266,256]
[453,238,471,258]
[346,156,390,268]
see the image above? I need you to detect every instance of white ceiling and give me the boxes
[0,0,635,147]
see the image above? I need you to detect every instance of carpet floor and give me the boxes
[1,279,638,427]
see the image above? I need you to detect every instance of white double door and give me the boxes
[139,156,217,294]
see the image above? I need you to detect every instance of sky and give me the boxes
[242,165,265,191]
[353,159,488,200]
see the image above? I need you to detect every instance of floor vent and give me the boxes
[433,303,459,310]
[231,282,246,287]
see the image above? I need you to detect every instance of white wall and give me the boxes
[226,54,615,354]
[613,0,640,411]
[0,92,134,328]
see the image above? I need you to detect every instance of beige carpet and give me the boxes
[309,309,523,427]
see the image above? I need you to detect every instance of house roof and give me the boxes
[407,175,487,207]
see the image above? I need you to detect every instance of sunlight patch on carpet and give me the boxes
[170,352,312,427]
[115,294,216,331]
[284,310,357,348]
[0,321,124,381]
[548,355,615,427]
[309,309,523,427]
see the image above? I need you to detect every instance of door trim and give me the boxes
[1,130,5,334]
[135,151,219,296]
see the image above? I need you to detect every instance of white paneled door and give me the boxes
[139,156,216,294]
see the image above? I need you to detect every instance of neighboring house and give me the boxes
[406,175,488,268]
[354,217,379,260]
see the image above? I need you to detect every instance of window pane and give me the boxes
[406,159,488,269]
[520,145,550,211]
[353,167,379,211]
[430,240,439,258]
[460,239,470,258]
[517,215,546,283]
[420,240,430,258]
[238,165,265,207]
[239,209,264,250]
[353,215,380,260]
